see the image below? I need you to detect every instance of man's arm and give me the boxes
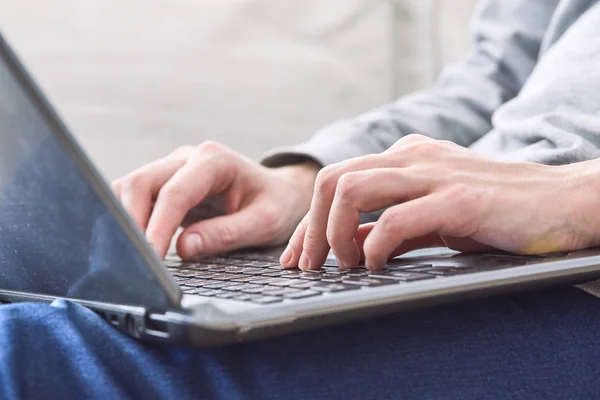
[263,0,560,168]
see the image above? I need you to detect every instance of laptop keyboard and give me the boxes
[165,251,537,305]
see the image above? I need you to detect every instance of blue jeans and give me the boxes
[0,285,597,399]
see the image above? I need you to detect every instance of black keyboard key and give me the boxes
[251,296,283,305]
[269,278,302,287]
[232,294,261,302]
[260,271,284,278]
[341,277,397,286]
[385,264,433,271]
[214,292,240,299]
[289,281,322,290]
[369,271,435,282]
[183,278,215,287]
[180,287,202,294]
[172,269,199,277]
[320,274,344,283]
[278,269,302,276]
[240,285,267,294]
[298,273,322,281]
[345,269,368,277]
[209,272,245,281]
[202,281,246,290]
[229,276,260,283]
[262,287,303,296]
[311,283,361,293]
[239,267,268,275]
[283,290,322,300]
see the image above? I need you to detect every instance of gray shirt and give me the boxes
[264,0,600,167]
[263,0,600,296]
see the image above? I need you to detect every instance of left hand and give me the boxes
[280,134,597,271]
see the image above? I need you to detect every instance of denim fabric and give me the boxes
[0,285,598,399]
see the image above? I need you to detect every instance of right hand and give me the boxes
[112,141,319,260]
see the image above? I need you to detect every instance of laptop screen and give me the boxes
[0,37,179,311]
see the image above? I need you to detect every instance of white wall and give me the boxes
[0,0,476,179]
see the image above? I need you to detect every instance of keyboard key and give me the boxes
[262,287,303,296]
[298,273,322,281]
[277,269,302,276]
[311,283,361,293]
[172,269,199,277]
[209,273,245,281]
[369,271,435,282]
[232,294,262,302]
[239,267,268,275]
[213,292,239,299]
[289,281,322,290]
[251,296,282,305]
[341,277,397,287]
[240,285,267,294]
[385,264,432,271]
[183,278,214,287]
[345,270,368,277]
[202,281,246,290]
[180,287,202,294]
[320,274,344,283]
[283,290,322,300]
[229,276,260,283]
[260,271,284,278]
[269,279,301,287]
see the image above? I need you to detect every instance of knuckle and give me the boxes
[158,184,192,209]
[335,172,362,201]
[120,172,148,193]
[314,165,340,194]
[214,224,239,248]
[196,140,226,154]
[377,209,401,235]
[391,134,430,149]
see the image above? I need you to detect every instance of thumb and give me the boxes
[176,204,278,259]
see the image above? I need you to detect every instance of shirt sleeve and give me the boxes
[262,0,561,168]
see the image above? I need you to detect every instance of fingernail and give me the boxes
[299,252,311,271]
[280,246,293,265]
[183,234,203,255]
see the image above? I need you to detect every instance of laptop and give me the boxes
[2,32,600,347]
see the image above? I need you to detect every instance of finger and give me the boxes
[327,168,433,268]
[120,157,189,231]
[363,191,476,270]
[113,146,194,230]
[280,214,309,269]
[147,151,237,258]
[176,202,277,259]
[302,154,393,271]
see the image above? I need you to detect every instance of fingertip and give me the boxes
[279,246,294,267]
[176,232,204,260]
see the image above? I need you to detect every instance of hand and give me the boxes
[112,141,319,259]
[281,134,598,271]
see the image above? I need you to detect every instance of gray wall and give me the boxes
[0,0,477,179]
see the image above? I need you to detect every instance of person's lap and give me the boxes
[0,285,597,400]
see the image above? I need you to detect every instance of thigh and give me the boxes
[0,285,598,400]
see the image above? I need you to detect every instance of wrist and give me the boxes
[270,161,321,211]
[560,160,600,247]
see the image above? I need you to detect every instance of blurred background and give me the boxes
[0,0,477,180]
